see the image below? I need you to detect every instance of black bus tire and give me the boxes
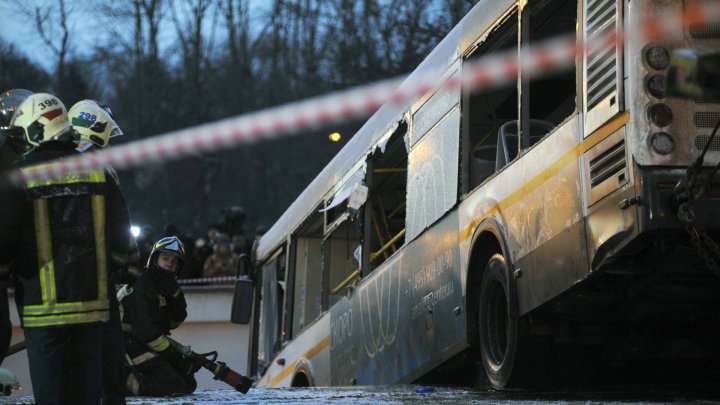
[478,253,527,390]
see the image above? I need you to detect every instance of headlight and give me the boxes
[646,46,670,70]
[649,132,675,155]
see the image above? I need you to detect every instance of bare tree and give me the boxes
[25,0,72,92]
[222,0,251,70]
[170,0,217,121]
[219,0,262,113]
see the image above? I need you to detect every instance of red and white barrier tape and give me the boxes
[10,2,720,184]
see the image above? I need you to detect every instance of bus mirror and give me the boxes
[231,276,253,324]
[666,48,720,100]
[236,253,250,276]
[231,254,253,324]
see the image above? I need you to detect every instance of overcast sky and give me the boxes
[0,0,270,73]
[0,1,66,71]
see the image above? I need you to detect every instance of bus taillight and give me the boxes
[647,103,673,127]
[649,131,675,155]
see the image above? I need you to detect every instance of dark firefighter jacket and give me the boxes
[119,266,187,355]
[0,138,133,328]
[0,137,25,172]
[0,137,25,359]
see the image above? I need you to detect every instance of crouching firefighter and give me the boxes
[118,236,202,396]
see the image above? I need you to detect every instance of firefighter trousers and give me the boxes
[102,291,126,404]
[25,323,103,405]
[125,351,197,397]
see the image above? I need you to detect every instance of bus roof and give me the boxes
[255,0,515,261]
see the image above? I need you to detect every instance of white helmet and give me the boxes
[68,100,123,152]
[0,368,20,395]
[10,93,71,146]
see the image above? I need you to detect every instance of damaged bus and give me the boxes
[238,0,720,389]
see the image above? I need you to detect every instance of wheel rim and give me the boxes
[484,278,508,366]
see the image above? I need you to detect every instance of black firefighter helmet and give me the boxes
[147,236,186,274]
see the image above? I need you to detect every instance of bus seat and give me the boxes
[495,120,555,171]
[470,144,496,187]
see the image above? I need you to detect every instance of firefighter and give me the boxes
[0,89,32,367]
[0,93,133,404]
[68,99,123,153]
[69,98,131,405]
[119,236,203,396]
[0,89,33,171]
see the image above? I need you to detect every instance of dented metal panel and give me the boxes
[458,116,589,316]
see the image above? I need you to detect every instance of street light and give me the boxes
[328,132,341,142]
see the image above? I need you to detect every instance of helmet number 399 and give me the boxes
[37,98,59,110]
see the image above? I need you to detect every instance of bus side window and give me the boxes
[464,8,519,189]
[290,212,324,337]
[362,123,408,275]
[520,0,577,146]
[322,221,361,307]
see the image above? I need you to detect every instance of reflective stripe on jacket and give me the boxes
[0,140,133,328]
[22,165,109,327]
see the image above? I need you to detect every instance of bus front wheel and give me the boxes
[478,253,528,389]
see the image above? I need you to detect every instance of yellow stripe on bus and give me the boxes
[459,112,629,242]
[269,335,330,387]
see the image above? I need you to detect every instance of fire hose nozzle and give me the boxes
[205,360,253,394]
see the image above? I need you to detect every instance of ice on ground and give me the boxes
[3,386,720,404]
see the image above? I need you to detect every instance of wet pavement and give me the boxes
[3,385,720,404]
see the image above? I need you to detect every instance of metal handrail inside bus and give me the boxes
[373,168,407,173]
[330,269,362,295]
[370,228,406,263]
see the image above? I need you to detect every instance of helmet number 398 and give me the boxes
[37,98,59,110]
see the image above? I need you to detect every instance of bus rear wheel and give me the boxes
[478,253,528,390]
